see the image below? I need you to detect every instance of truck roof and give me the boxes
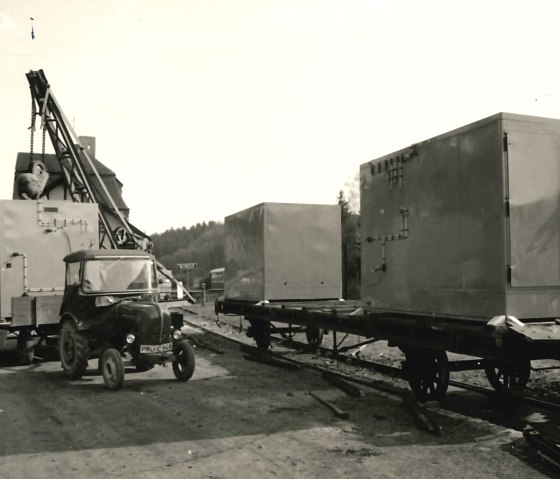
[64,249,154,263]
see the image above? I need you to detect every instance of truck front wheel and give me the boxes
[100,348,125,390]
[59,321,89,379]
[172,340,196,381]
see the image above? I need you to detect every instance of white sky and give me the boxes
[2,0,560,234]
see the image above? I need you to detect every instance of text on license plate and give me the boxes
[140,342,173,354]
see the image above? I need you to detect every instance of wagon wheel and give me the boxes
[305,328,324,349]
[484,358,531,393]
[405,349,450,402]
[247,319,270,350]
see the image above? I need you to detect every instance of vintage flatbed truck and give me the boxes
[0,200,196,389]
[216,113,560,402]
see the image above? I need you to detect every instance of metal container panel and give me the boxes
[506,117,560,287]
[361,114,506,320]
[504,114,560,317]
[0,199,99,321]
[361,112,560,320]
[36,295,64,326]
[225,203,342,301]
[11,297,35,327]
[263,203,342,300]
[224,203,266,301]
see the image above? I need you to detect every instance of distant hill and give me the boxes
[151,221,224,289]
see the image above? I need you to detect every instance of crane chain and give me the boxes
[42,121,46,160]
[29,98,36,163]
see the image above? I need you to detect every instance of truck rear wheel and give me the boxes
[101,348,125,390]
[172,340,196,381]
[59,321,89,379]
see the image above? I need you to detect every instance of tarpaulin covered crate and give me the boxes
[224,202,342,301]
[361,112,560,321]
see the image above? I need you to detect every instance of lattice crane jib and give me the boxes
[25,69,145,251]
[22,69,194,302]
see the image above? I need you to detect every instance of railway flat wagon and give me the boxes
[217,113,560,401]
[220,202,343,347]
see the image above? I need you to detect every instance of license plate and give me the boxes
[140,342,173,354]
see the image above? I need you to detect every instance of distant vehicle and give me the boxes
[209,267,224,290]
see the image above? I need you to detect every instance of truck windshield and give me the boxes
[82,258,158,293]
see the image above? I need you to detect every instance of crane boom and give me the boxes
[26,69,143,250]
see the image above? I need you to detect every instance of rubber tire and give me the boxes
[101,348,125,390]
[59,321,89,379]
[16,331,35,366]
[172,340,196,382]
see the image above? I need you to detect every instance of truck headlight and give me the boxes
[126,334,136,344]
[173,329,183,340]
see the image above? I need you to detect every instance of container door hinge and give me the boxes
[503,131,509,153]
[507,266,512,284]
[505,200,510,217]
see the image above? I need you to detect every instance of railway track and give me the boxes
[183,309,560,467]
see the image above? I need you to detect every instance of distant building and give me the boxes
[13,136,129,219]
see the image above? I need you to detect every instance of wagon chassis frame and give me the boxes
[217,298,560,401]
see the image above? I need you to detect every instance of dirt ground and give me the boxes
[0,303,558,478]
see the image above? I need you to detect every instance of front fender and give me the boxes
[59,313,86,331]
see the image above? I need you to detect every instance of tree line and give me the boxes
[151,192,360,298]
[151,221,225,289]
